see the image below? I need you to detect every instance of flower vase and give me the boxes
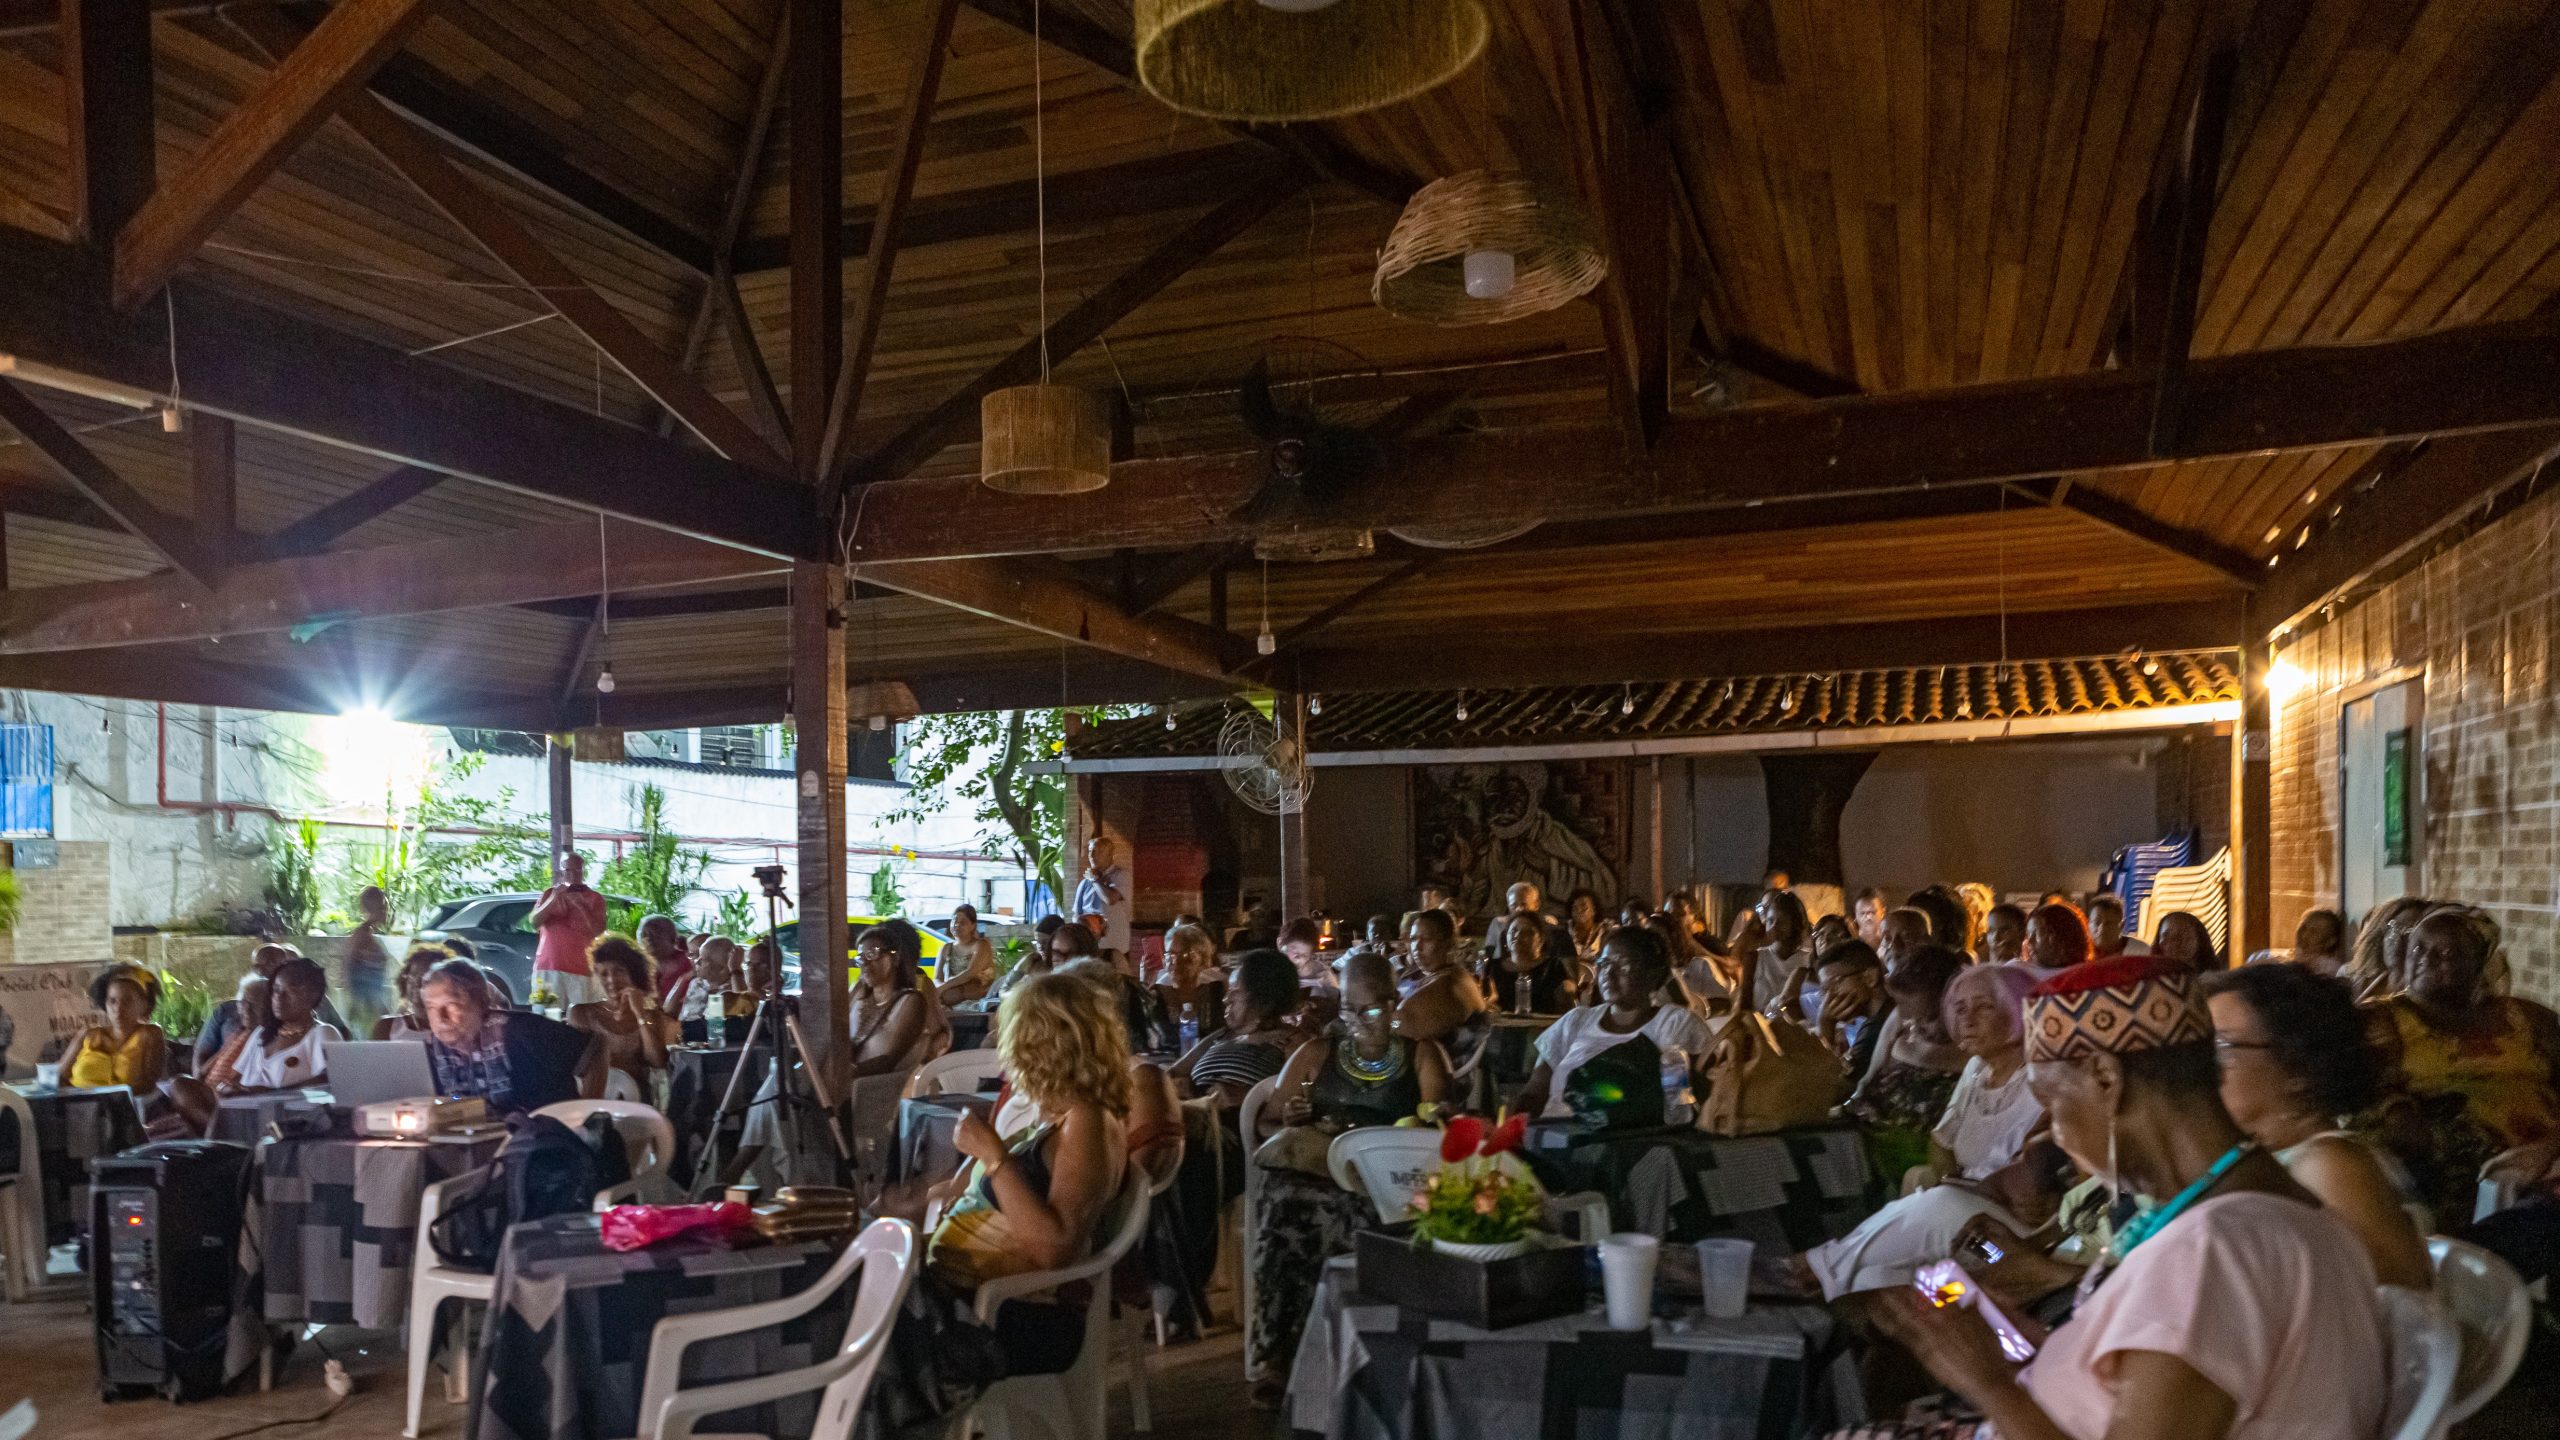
[1430,1236,1537,1262]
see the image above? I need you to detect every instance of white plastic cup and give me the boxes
[1694,1238,1753,1319]
[32,1061,59,1090]
[1598,1232,1661,1330]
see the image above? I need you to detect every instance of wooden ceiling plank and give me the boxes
[113,0,445,309]
[266,464,445,553]
[819,0,964,497]
[1555,0,1671,448]
[1123,541,1249,618]
[190,410,235,565]
[2139,47,2238,458]
[847,169,1314,489]
[853,555,1245,686]
[841,312,2560,561]
[62,0,158,248]
[663,8,790,442]
[0,226,815,556]
[1262,556,1442,658]
[0,516,782,655]
[551,595,605,713]
[228,7,786,472]
[713,270,793,449]
[2037,478,2259,585]
[0,379,217,584]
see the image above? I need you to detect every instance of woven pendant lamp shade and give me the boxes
[980,384,1112,494]
[1135,0,1489,122]
[1373,170,1608,326]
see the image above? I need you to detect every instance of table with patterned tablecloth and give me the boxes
[468,1212,845,1440]
[211,1090,332,1146]
[2,1082,144,1246]
[1521,1123,1879,1251]
[1285,1257,1855,1440]
[227,1122,507,1379]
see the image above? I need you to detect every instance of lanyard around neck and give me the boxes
[2109,1138,2256,1260]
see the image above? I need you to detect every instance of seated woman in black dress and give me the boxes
[1485,910,1583,1015]
[1170,950,1306,1111]
[1244,951,1450,1399]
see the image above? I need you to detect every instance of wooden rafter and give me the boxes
[662,7,791,442]
[0,517,780,655]
[2030,481,2260,586]
[61,0,156,246]
[790,0,842,485]
[266,464,445,554]
[113,0,442,308]
[855,556,1248,685]
[840,314,2560,562]
[0,379,217,584]
[1122,542,1250,617]
[818,0,963,495]
[1553,0,1670,448]
[229,9,787,472]
[1257,556,1441,659]
[2134,47,2238,458]
[552,596,607,714]
[848,171,1314,489]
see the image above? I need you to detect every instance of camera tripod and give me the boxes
[686,868,852,1198]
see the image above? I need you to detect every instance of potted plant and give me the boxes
[1408,1111,1544,1260]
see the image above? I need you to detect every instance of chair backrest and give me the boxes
[532,1099,676,1179]
[0,1086,36,1184]
[2427,1236,2532,1426]
[1138,1131,1185,1197]
[809,1219,922,1440]
[1327,1129,1446,1224]
[2377,1284,2461,1440]
[1236,1074,1279,1156]
[907,1049,1006,1099]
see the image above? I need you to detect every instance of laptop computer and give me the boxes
[323,1039,438,1108]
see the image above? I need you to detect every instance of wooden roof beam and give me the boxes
[0,227,816,556]
[840,314,2560,562]
[853,557,1249,687]
[265,464,444,553]
[662,7,791,443]
[0,380,218,584]
[848,171,1314,489]
[229,9,788,472]
[1553,0,1670,449]
[113,0,442,308]
[63,0,158,247]
[2133,47,2238,458]
[0,516,781,655]
[2024,480,2261,586]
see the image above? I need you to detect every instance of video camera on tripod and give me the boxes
[688,861,850,1198]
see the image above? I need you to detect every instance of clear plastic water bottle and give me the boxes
[1179,1002,1199,1053]
[1659,1045,1694,1126]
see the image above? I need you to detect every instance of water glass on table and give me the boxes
[1693,1238,1753,1319]
[1598,1232,1661,1330]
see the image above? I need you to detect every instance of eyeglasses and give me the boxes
[1350,1004,1392,1022]
[2212,1037,2273,1052]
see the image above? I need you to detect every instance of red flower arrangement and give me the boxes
[1411,1109,1542,1248]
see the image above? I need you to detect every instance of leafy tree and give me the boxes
[867,862,904,917]
[265,817,323,934]
[712,888,761,941]
[599,782,711,931]
[889,708,1128,909]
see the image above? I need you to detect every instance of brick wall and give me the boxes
[2153,730,2232,859]
[0,840,114,968]
[2269,485,2560,1004]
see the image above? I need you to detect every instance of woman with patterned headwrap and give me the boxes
[1855,957,2388,1440]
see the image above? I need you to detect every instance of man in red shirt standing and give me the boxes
[530,852,608,1009]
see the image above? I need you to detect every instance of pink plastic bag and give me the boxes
[599,1201,754,1252]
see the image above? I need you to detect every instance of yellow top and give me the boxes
[66,1024,161,1089]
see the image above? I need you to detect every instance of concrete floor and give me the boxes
[1,1289,1273,1440]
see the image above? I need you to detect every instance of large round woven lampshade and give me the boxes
[1135,0,1489,122]
[1373,170,1607,326]
[980,383,1112,494]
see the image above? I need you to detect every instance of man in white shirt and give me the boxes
[1073,836,1132,960]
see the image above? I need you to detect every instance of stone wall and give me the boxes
[2268,484,2560,1004]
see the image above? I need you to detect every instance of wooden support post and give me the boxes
[2231,609,2273,962]
[1278,698,1309,918]
[546,732,575,878]
[1648,755,1665,902]
[789,0,843,487]
[791,560,850,1096]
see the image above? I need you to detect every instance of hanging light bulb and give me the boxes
[1462,248,1517,300]
[1308,693,1323,716]
[159,403,184,433]
[1619,682,1635,717]
[1454,691,1469,723]
[1163,706,1179,731]
[594,667,616,694]
[1255,625,1277,656]
[2142,656,2160,676]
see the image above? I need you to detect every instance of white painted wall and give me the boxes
[1838,738,2160,900]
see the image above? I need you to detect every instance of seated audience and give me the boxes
[935,904,999,1007]
[1663,912,1744,1012]
[1564,888,1608,960]
[1278,917,1338,996]
[1509,927,1714,1122]
[1981,904,2026,966]
[568,933,680,1100]
[63,964,169,1090]
[1905,886,1975,955]
[2084,893,2144,959]
[1392,909,1487,1047]
[1486,909,1580,1015]
[200,943,351,1063]
[1247,952,1451,1393]
[853,920,950,1078]
[195,974,272,1091]
[2152,910,2224,971]
[1853,887,1891,948]
[678,936,736,1023]
[418,958,602,1115]
[1954,883,1996,949]
[1811,913,1856,962]
[373,944,451,1039]
[1872,958,2386,1440]
[1751,887,1815,1013]
[638,914,691,1011]
[1878,906,1936,970]
[1847,945,1971,1178]
[1153,921,1227,1043]
[2367,905,2560,1221]
[169,958,346,1133]
[1172,950,1306,1110]
[2278,907,2346,977]
[1808,940,1890,1077]
[1796,963,2041,1297]
[2021,902,2092,972]
[2202,964,2429,1287]
[1665,890,1713,951]
[2345,894,2432,1001]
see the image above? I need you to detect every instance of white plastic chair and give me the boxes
[907,1050,1007,1099]
[2377,1284,2461,1440]
[1323,1127,1605,1237]
[405,1170,498,1437]
[961,1162,1154,1440]
[630,1217,919,1440]
[845,1069,918,1203]
[1123,1134,1185,1433]
[2427,1236,2531,1427]
[533,1099,679,1209]
[1232,1075,1278,1374]
[0,1085,44,1302]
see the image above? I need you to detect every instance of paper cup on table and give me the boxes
[1598,1233,1661,1330]
[1693,1238,1753,1319]
[32,1062,59,1090]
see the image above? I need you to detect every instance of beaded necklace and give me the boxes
[1334,1036,1407,1084]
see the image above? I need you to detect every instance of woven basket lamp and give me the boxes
[1135,0,1490,122]
[980,383,1112,494]
[1373,170,1608,326]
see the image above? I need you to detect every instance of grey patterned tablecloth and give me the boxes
[242,1127,506,1325]
[468,1212,843,1440]
[1522,1124,1879,1251]
[3,1083,145,1245]
[1285,1257,1855,1440]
